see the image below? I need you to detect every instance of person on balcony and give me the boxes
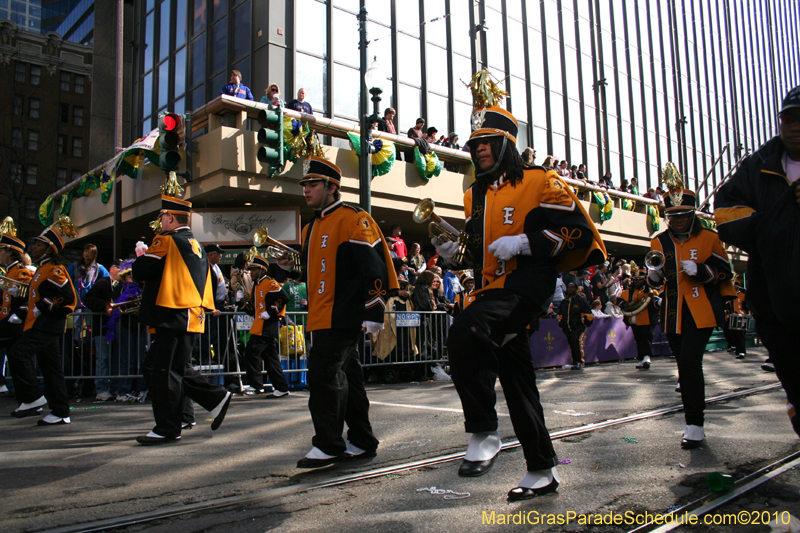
[220,70,254,101]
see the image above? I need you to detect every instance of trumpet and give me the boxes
[0,275,29,297]
[412,199,473,267]
[644,250,664,271]
[109,297,142,314]
[253,226,302,273]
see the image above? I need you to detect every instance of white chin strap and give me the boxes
[475,136,508,177]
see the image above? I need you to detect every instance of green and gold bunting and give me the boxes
[39,195,54,226]
[699,217,716,231]
[75,170,101,197]
[346,132,396,178]
[593,190,613,222]
[284,115,310,162]
[59,190,74,216]
[100,171,114,203]
[622,197,636,211]
[646,204,660,231]
[414,147,442,182]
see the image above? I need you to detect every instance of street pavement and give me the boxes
[2,346,799,532]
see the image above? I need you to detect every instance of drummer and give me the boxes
[723,279,749,360]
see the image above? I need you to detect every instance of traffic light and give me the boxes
[257,106,284,177]
[158,113,183,173]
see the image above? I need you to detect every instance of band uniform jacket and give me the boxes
[617,286,660,327]
[23,258,77,333]
[557,295,593,332]
[248,275,287,338]
[301,200,399,332]
[0,261,33,336]
[464,168,606,311]
[132,228,215,333]
[453,291,476,315]
[648,229,733,334]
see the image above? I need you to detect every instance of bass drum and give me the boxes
[727,313,748,331]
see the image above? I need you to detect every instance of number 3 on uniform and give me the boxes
[318,281,325,294]
[691,286,700,298]
[495,259,506,277]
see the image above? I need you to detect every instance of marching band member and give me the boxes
[7,218,77,425]
[278,156,398,468]
[243,255,290,397]
[647,179,733,448]
[0,229,33,395]
[557,283,593,370]
[721,279,748,360]
[132,195,232,444]
[453,273,475,315]
[432,70,606,501]
[617,267,661,370]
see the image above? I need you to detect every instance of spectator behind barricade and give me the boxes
[406,242,426,285]
[579,269,593,301]
[432,274,455,313]
[82,260,120,401]
[229,253,253,310]
[389,225,407,260]
[386,237,398,258]
[426,252,439,271]
[654,186,664,202]
[630,177,640,195]
[408,118,426,140]
[562,270,579,289]
[644,187,656,199]
[442,269,460,304]
[600,170,615,189]
[287,88,313,115]
[220,69,254,100]
[542,155,555,170]
[591,299,611,318]
[426,127,439,144]
[68,243,110,307]
[558,160,570,178]
[260,83,284,107]
[431,265,443,278]
[620,178,630,194]
[283,272,309,323]
[376,107,397,134]
[591,262,611,307]
[443,133,462,172]
[521,147,536,166]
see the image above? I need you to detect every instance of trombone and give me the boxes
[0,275,30,297]
[412,199,473,267]
[109,297,142,314]
[253,226,302,273]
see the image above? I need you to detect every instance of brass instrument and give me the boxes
[644,250,664,271]
[253,226,302,273]
[0,275,29,297]
[412,199,473,267]
[109,297,142,314]
[621,296,652,317]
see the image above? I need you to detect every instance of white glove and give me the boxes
[258,311,270,320]
[135,241,148,257]
[33,307,42,318]
[648,269,663,283]
[488,234,527,261]
[8,314,21,324]
[681,260,698,277]
[363,321,383,336]
[6,285,20,297]
[431,237,459,262]
[276,259,294,272]
[236,290,245,300]
[655,297,663,307]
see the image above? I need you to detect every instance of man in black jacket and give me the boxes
[557,283,592,369]
[714,85,800,437]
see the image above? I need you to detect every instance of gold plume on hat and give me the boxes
[464,69,509,110]
[298,130,325,160]
[160,171,184,197]
[54,215,79,238]
[0,216,17,237]
[662,162,684,207]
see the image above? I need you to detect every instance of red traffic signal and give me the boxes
[162,113,182,132]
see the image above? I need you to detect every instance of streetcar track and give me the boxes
[38,382,783,533]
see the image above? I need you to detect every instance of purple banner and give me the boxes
[531,318,670,368]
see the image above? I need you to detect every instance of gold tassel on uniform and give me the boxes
[0,216,17,237]
[464,69,509,110]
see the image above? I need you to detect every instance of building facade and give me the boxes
[132,0,799,200]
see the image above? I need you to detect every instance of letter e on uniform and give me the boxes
[503,207,515,225]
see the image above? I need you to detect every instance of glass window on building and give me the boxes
[398,83,421,132]
[526,0,541,31]
[14,62,25,82]
[507,0,522,22]
[26,165,37,184]
[145,11,154,73]
[71,169,82,182]
[30,65,40,85]
[25,199,37,219]
[449,2,471,54]
[425,0,447,48]
[451,53,472,104]
[57,135,67,155]
[194,0,206,34]
[397,33,421,87]
[296,53,328,114]
[212,0,228,22]
[517,120,529,149]
[160,0,171,62]
[546,37,562,95]
[618,74,630,122]
[74,106,84,126]
[334,0,359,12]
[453,99,472,142]
[570,138,584,166]
[176,0,187,48]
[332,63,360,119]
[542,0,559,39]
[27,130,38,151]
[210,19,227,75]
[368,20,392,77]
[174,96,185,115]
[13,95,23,115]
[158,61,170,109]
[528,29,543,80]
[74,75,85,94]
[426,44,448,97]
[584,106,598,146]
[11,128,22,148]
[532,125,547,153]
[191,84,205,113]
[568,98,581,140]
[552,132,566,161]
[485,6,504,71]
[143,72,153,120]
[175,47,187,99]
[191,33,206,88]
[297,0,327,57]
[396,0,419,38]
[531,83,546,127]
[232,0,250,60]
[60,71,70,91]
[563,46,579,100]
[550,93,565,135]
[73,138,83,157]
[56,168,67,188]
[426,92,449,139]
[333,7,360,68]
[507,18,525,79]
[29,97,39,119]
[366,0,391,26]
[510,76,528,124]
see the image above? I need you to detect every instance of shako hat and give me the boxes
[466,69,517,145]
[298,156,342,187]
[250,255,270,270]
[35,215,78,254]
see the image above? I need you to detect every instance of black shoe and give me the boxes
[458,455,497,477]
[735,353,745,359]
[761,362,775,372]
[341,450,377,462]
[136,434,181,445]
[211,393,232,431]
[681,438,703,449]
[507,479,560,501]
[10,406,43,418]
[296,455,342,469]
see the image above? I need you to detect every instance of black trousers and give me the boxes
[244,335,288,392]
[7,330,70,417]
[143,327,228,438]
[752,305,800,437]
[722,322,747,355]
[667,304,713,427]
[563,325,586,365]
[448,290,558,472]
[631,323,655,361]
[307,328,378,456]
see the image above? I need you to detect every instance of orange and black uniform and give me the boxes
[0,261,32,343]
[301,199,398,456]
[7,259,76,418]
[133,227,229,438]
[721,282,748,356]
[450,168,606,472]
[453,290,475,315]
[617,285,660,362]
[243,275,289,392]
[648,227,732,427]
[557,294,593,365]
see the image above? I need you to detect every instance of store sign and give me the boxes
[191,207,301,246]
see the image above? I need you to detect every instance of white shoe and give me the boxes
[14,396,48,413]
[0,384,8,394]
[271,390,290,398]
[38,414,70,426]
[561,364,574,369]
[96,392,113,401]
